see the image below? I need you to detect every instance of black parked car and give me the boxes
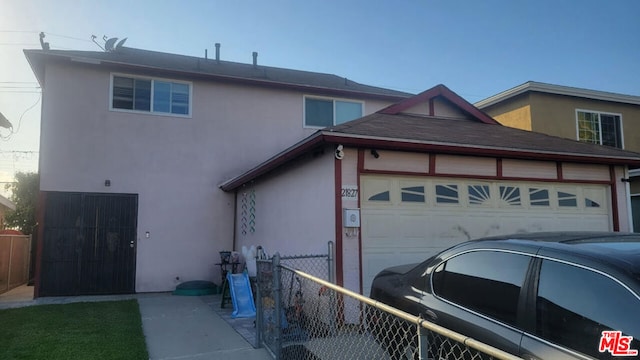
[369,232,640,360]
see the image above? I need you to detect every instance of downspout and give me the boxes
[625,167,633,232]
[232,189,238,251]
[610,165,620,232]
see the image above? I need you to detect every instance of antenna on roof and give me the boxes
[39,32,50,50]
[91,35,127,52]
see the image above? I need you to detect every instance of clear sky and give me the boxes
[1,0,639,189]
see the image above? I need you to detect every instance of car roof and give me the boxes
[461,232,640,285]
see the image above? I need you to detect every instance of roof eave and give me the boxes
[24,50,411,102]
[476,81,640,108]
[220,131,640,191]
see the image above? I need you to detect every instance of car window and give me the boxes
[536,259,640,358]
[432,250,530,327]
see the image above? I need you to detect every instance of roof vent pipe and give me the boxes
[215,43,220,63]
[205,49,208,60]
[253,51,258,67]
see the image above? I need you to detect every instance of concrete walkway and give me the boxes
[0,286,273,360]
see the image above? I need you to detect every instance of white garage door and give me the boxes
[361,175,611,295]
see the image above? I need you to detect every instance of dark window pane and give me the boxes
[529,188,549,206]
[601,114,622,148]
[558,191,577,207]
[112,76,134,109]
[401,186,425,203]
[469,185,491,205]
[133,79,151,111]
[153,81,171,113]
[369,191,390,202]
[500,186,521,206]
[432,251,530,326]
[585,198,600,208]
[171,83,190,115]
[305,98,333,127]
[536,260,640,358]
[436,185,458,204]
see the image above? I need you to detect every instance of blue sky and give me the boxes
[0,0,639,185]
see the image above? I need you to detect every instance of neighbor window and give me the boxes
[112,75,191,115]
[304,97,363,127]
[577,110,622,148]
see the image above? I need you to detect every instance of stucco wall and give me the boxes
[39,62,394,292]
[482,93,533,130]
[529,93,640,152]
[233,149,335,259]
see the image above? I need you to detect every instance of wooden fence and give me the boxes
[0,235,32,294]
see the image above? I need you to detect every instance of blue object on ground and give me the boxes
[227,272,256,318]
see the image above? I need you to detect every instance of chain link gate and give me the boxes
[255,242,522,360]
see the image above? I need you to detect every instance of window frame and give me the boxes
[109,73,193,117]
[303,95,364,128]
[575,109,623,149]
[430,249,534,331]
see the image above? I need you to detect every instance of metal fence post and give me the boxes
[273,252,282,360]
[327,241,338,337]
[418,318,428,360]
[255,260,263,349]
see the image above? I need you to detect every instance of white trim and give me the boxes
[475,81,640,108]
[109,73,193,118]
[575,109,624,149]
[302,94,364,129]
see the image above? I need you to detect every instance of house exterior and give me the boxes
[221,85,640,296]
[475,81,640,231]
[24,46,409,297]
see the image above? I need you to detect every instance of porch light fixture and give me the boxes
[371,149,380,159]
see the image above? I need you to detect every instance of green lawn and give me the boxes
[0,300,149,360]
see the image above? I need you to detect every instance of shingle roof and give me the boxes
[327,112,640,160]
[221,112,640,191]
[24,47,412,100]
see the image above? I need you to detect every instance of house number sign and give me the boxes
[341,185,359,201]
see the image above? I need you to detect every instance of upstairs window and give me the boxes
[112,75,191,116]
[304,97,363,127]
[577,110,622,148]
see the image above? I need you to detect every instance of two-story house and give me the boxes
[24,46,409,296]
[475,81,640,231]
[25,49,640,298]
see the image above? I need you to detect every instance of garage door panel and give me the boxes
[361,176,612,296]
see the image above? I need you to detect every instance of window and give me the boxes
[112,75,191,115]
[368,191,390,202]
[432,251,531,327]
[304,97,363,127]
[577,110,622,148]
[468,185,491,206]
[500,186,521,206]
[401,186,425,203]
[535,260,640,358]
[436,184,459,204]
[529,188,550,207]
[557,191,577,207]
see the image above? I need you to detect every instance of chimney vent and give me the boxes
[205,49,208,60]
[253,51,258,67]
[215,43,221,63]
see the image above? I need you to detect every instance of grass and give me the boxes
[0,300,149,360]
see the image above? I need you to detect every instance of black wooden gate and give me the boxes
[40,192,138,296]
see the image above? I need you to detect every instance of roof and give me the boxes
[23,47,411,101]
[475,81,640,108]
[0,194,15,211]
[220,85,640,191]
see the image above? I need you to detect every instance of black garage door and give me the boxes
[40,192,138,296]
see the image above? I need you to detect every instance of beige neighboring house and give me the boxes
[475,81,640,231]
[0,194,16,229]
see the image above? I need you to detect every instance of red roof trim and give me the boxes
[220,132,640,191]
[379,84,499,124]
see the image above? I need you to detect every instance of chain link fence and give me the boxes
[255,242,522,360]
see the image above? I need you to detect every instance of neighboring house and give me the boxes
[221,85,640,296]
[24,46,409,297]
[475,81,640,231]
[0,195,16,229]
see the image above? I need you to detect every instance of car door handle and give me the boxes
[423,309,438,322]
